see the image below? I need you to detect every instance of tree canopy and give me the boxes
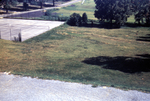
[0,0,18,13]
[94,0,150,26]
[133,0,150,25]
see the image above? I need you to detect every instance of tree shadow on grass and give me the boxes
[82,54,150,73]
[43,4,54,7]
[78,22,150,29]
[17,6,40,10]
[8,7,24,12]
[0,11,7,14]
[136,34,150,42]
[79,22,121,29]
[125,22,150,28]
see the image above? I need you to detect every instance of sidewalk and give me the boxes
[0,72,150,101]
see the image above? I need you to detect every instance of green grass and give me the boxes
[1,0,150,93]
[54,0,96,19]
[1,24,150,92]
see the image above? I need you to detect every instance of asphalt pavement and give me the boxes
[0,0,81,18]
[0,19,64,41]
[0,72,150,101]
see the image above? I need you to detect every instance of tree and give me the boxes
[38,0,44,8]
[29,0,55,8]
[0,0,18,13]
[94,0,133,27]
[133,0,150,25]
[67,13,82,26]
[82,12,88,25]
[23,2,28,11]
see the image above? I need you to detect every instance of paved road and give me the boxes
[0,72,150,101]
[0,19,64,41]
[0,0,81,18]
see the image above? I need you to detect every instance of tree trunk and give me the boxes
[40,2,43,9]
[6,9,8,14]
[109,18,113,28]
[53,0,55,6]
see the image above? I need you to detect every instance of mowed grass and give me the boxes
[55,0,96,19]
[1,0,150,92]
[1,23,150,92]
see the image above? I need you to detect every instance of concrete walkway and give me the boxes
[0,72,150,101]
[0,19,64,41]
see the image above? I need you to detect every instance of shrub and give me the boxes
[67,13,82,26]
[23,2,28,11]
[45,9,59,16]
[82,13,88,25]
[45,10,52,16]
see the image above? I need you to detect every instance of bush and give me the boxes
[60,16,69,21]
[45,10,52,16]
[67,13,82,26]
[45,9,59,16]
[30,1,39,5]
[82,13,88,25]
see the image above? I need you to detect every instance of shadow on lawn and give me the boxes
[79,22,150,29]
[80,23,120,29]
[17,6,40,10]
[125,22,150,28]
[82,54,150,73]
[79,21,128,29]
[136,34,150,42]
[43,4,54,7]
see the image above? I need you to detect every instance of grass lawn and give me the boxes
[1,0,150,93]
[54,0,96,19]
[1,24,150,92]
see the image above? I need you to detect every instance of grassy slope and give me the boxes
[0,0,150,92]
[1,24,150,92]
[55,0,96,19]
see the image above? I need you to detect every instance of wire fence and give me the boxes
[0,24,51,42]
[0,28,22,42]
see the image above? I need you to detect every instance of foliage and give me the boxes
[36,8,68,21]
[67,13,83,26]
[42,15,68,21]
[94,0,150,26]
[45,9,59,16]
[23,2,28,11]
[134,0,150,25]
[82,12,88,24]
[94,0,134,27]
[0,0,18,13]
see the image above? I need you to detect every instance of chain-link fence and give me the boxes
[0,23,51,42]
[0,25,22,42]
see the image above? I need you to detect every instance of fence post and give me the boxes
[18,32,22,42]
[18,29,22,42]
[10,28,11,40]
[0,30,1,39]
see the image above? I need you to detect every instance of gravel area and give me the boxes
[0,72,150,101]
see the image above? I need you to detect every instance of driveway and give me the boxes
[0,72,150,101]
